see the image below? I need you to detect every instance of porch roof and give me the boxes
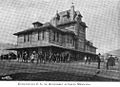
[7,44,96,56]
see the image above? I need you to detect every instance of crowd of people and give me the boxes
[18,51,119,70]
[18,51,71,64]
[1,51,118,70]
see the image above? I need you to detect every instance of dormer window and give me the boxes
[32,21,43,28]
[62,11,70,18]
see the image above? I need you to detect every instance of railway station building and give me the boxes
[9,5,97,62]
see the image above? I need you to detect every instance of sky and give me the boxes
[0,0,120,54]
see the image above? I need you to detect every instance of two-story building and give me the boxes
[9,5,97,62]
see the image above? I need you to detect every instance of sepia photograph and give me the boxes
[0,0,120,83]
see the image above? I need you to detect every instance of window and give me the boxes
[38,31,41,40]
[67,35,71,43]
[57,32,59,42]
[62,35,65,44]
[72,39,75,46]
[81,43,84,49]
[27,34,29,42]
[42,31,45,40]
[67,35,69,43]
[70,37,72,44]
[53,31,55,41]
[24,34,30,42]
[24,35,26,42]
[86,46,88,51]
[38,32,39,40]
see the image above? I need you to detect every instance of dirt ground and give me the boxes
[0,60,119,81]
[0,72,118,81]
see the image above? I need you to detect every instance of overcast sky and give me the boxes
[0,0,120,54]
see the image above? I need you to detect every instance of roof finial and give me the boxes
[71,2,75,6]
[72,2,74,5]
[71,2,75,10]
[71,2,75,9]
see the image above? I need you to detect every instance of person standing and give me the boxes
[97,53,101,69]
[24,52,28,63]
[42,52,46,64]
[17,52,21,62]
[22,52,26,62]
[84,55,87,64]
[106,55,115,70]
[36,52,40,64]
[88,56,91,64]
[31,51,36,63]
[37,51,42,64]
[106,56,109,70]
[8,53,11,62]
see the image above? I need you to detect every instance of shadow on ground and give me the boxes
[0,71,119,81]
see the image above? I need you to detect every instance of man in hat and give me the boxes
[97,53,101,69]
